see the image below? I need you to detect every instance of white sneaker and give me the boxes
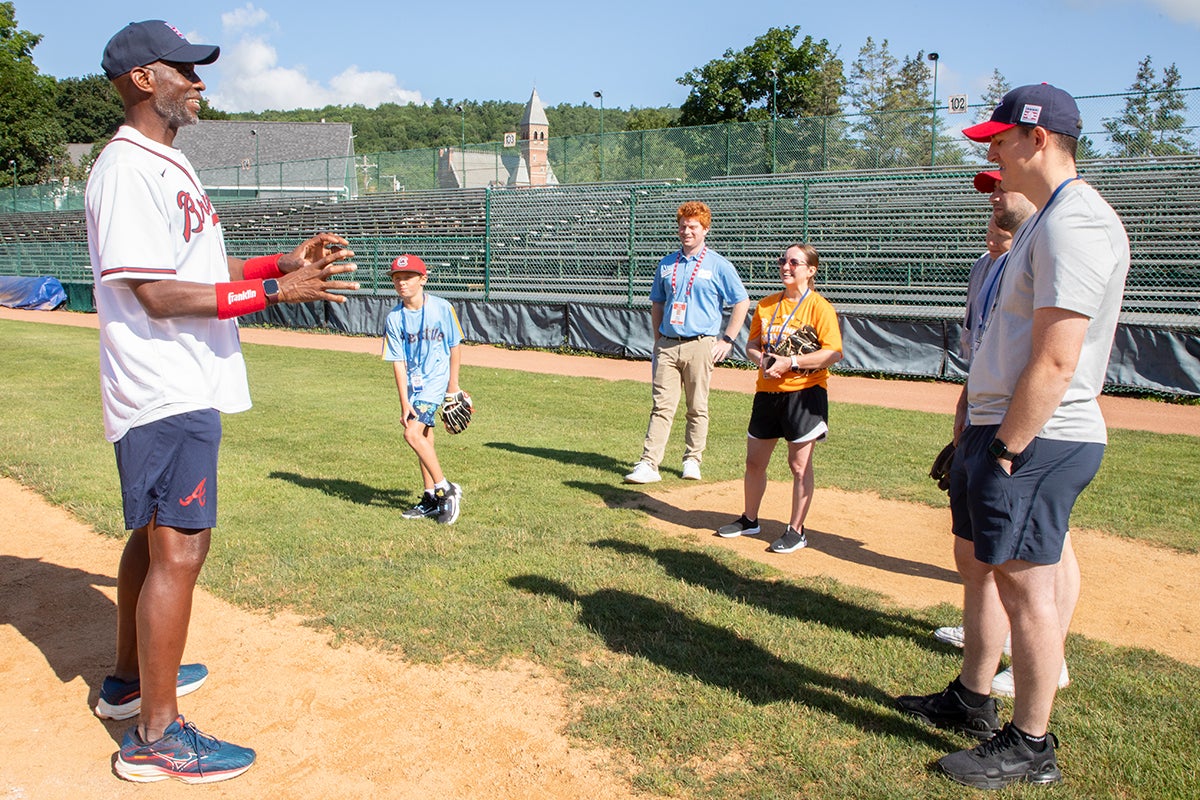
[681,459,701,480]
[933,626,1013,656]
[990,662,1070,698]
[624,462,661,484]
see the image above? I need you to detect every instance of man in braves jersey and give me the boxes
[86,20,358,784]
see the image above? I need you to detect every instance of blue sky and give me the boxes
[15,0,1200,115]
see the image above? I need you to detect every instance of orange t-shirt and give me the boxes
[749,289,842,392]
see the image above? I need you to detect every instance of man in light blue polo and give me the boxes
[625,201,749,484]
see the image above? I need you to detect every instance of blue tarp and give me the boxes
[0,276,67,310]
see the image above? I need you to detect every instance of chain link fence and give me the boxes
[6,88,1199,211]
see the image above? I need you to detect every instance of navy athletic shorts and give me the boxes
[747,386,829,443]
[949,423,1103,565]
[114,409,221,532]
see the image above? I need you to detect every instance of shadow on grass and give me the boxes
[509,573,956,747]
[484,441,630,475]
[269,470,413,509]
[569,480,961,586]
[592,538,945,654]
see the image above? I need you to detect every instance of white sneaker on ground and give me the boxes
[990,662,1070,698]
[624,462,661,484]
[933,626,1012,656]
[681,459,702,480]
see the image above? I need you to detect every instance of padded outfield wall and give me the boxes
[2,163,1199,397]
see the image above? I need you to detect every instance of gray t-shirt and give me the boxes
[961,251,998,360]
[967,180,1130,443]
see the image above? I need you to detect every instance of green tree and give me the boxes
[846,38,959,168]
[676,25,844,126]
[52,74,123,142]
[0,1,63,186]
[968,69,1011,159]
[1105,56,1195,158]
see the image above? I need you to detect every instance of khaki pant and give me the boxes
[638,336,714,468]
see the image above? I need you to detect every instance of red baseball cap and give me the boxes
[974,171,1002,193]
[389,254,427,276]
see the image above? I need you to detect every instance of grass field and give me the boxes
[2,318,1198,799]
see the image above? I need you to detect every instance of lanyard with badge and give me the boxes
[975,175,1080,349]
[668,246,706,328]
[400,303,426,391]
[767,288,811,353]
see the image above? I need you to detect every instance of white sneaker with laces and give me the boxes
[624,462,661,484]
[991,662,1070,698]
[681,459,701,480]
[933,626,1012,656]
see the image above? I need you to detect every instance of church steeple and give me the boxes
[520,88,549,187]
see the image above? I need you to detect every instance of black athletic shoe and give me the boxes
[938,722,1062,789]
[402,494,439,520]
[895,681,1000,739]
[435,482,461,525]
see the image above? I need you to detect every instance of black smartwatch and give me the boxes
[262,278,281,305]
[721,333,734,344]
[988,437,1020,461]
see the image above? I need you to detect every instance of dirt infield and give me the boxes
[2,306,1198,797]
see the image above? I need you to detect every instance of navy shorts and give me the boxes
[747,386,829,443]
[114,409,221,532]
[949,424,1103,565]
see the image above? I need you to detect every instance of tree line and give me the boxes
[1,3,1195,188]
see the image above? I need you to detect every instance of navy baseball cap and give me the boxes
[962,84,1082,142]
[102,20,220,80]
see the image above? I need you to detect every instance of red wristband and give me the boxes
[243,254,284,280]
[216,280,268,319]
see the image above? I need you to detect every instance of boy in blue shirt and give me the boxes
[382,254,465,524]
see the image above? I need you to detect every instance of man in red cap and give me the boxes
[898,84,1130,789]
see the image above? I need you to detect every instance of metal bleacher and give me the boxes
[2,157,1199,324]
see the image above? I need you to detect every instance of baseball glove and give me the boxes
[772,324,822,358]
[930,441,956,493]
[441,390,473,435]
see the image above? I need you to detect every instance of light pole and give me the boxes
[9,160,16,212]
[250,128,260,195]
[593,90,604,180]
[927,52,940,166]
[456,105,466,188]
[768,69,779,173]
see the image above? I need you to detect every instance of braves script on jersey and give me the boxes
[86,124,252,443]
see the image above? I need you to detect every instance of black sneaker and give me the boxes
[435,482,461,525]
[938,722,1062,789]
[402,493,439,520]
[768,526,808,553]
[716,515,760,538]
[895,680,1000,739]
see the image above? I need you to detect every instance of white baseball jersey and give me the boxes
[86,125,251,443]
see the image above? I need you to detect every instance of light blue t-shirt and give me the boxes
[649,247,749,338]
[382,294,463,404]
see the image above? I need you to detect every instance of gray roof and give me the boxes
[520,89,549,128]
[174,120,356,196]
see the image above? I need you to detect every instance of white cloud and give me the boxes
[1147,0,1200,24]
[221,3,271,33]
[204,7,423,112]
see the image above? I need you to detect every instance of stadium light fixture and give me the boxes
[928,52,940,166]
[250,129,260,194]
[767,69,778,173]
[593,91,604,180]
[456,105,466,188]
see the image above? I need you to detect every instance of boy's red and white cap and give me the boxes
[389,254,427,276]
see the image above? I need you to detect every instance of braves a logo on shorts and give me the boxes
[179,478,207,507]
[177,191,217,243]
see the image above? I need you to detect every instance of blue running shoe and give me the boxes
[115,715,256,784]
[95,663,209,720]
